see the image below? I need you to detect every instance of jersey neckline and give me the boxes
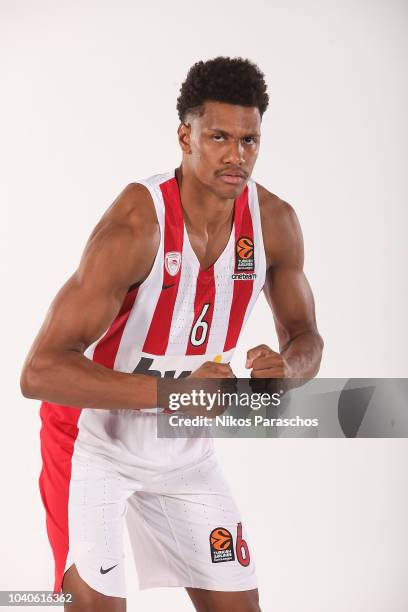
[171,168,237,273]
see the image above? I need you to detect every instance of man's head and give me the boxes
[176,57,269,199]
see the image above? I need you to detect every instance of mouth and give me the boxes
[217,172,247,185]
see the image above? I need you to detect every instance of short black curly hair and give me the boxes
[176,56,269,122]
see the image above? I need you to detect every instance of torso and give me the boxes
[84,170,267,390]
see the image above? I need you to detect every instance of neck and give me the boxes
[175,164,234,231]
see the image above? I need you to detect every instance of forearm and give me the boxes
[20,350,158,410]
[281,330,324,379]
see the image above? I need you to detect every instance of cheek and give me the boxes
[247,147,260,166]
[191,142,217,169]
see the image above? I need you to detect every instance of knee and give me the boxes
[62,564,108,612]
[195,588,262,612]
[62,585,101,612]
[64,594,98,612]
[243,589,261,612]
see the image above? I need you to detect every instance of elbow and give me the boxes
[20,354,48,399]
[20,364,38,399]
[312,332,324,377]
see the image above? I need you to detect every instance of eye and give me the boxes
[212,134,225,142]
[243,136,257,145]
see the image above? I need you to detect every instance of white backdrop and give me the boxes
[1,1,408,611]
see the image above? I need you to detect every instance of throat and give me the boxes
[184,210,235,271]
[174,167,236,270]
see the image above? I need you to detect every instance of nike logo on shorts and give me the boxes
[100,564,118,574]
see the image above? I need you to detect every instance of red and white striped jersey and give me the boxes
[84,170,266,388]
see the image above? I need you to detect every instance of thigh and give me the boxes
[65,454,129,598]
[126,452,257,592]
[62,563,126,612]
[39,405,133,597]
[186,587,261,612]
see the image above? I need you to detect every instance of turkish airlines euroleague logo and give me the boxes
[235,236,255,272]
[209,527,235,563]
[209,523,251,565]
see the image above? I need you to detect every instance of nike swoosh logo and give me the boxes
[100,564,118,574]
[162,283,176,290]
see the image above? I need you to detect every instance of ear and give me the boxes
[178,122,192,154]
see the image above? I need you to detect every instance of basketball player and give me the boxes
[20,57,323,612]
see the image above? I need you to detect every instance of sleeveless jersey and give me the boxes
[83,170,267,387]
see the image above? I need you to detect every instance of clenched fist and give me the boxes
[188,361,236,379]
[246,344,291,378]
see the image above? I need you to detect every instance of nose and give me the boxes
[222,139,244,165]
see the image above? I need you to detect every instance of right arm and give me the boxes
[20,183,163,410]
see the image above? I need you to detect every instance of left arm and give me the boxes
[246,188,324,378]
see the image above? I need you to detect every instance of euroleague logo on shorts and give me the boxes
[209,527,235,563]
[236,236,254,271]
[209,523,250,566]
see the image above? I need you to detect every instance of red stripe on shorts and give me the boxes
[39,401,81,594]
[142,177,184,354]
[39,287,139,592]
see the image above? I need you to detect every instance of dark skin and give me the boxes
[21,101,323,612]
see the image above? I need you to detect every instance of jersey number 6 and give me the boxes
[190,303,211,347]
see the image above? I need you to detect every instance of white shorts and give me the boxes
[39,404,257,598]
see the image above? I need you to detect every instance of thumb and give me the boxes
[246,344,274,368]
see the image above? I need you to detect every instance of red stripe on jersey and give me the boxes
[186,266,216,355]
[223,186,254,352]
[93,286,139,368]
[39,401,81,594]
[142,177,184,355]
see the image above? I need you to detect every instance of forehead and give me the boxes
[193,101,261,134]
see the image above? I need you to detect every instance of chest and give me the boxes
[184,217,234,271]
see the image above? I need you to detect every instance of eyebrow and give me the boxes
[207,128,261,138]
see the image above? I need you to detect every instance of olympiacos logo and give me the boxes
[165,251,182,276]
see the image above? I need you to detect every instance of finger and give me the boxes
[213,363,234,377]
[222,364,235,379]
[251,368,285,378]
[246,344,272,365]
[251,354,283,371]
[246,344,275,368]
[203,361,229,371]
[215,363,233,372]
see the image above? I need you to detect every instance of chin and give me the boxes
[212,181,247,200]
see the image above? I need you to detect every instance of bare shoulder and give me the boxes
[91,181,159,240]
[76,181,160,289]
[256,183,297,228]
[255,182,303,268]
